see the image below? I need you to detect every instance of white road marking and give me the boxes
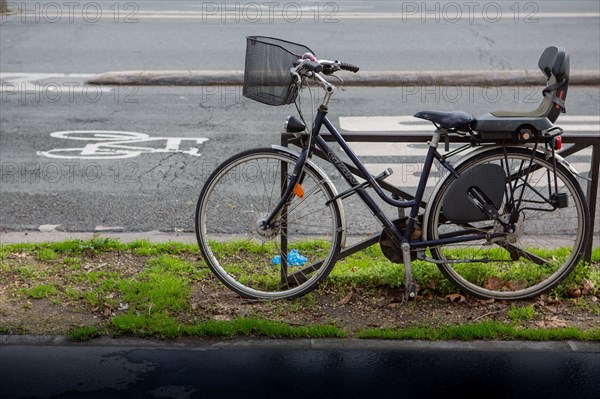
[0,72,109,93]
[339,116,600,132]
[0,73,95,79]
[364,162,591,188]
[3,9,598,20]
[37,131,210,159]
[340,115,595,184]
[51,12,600,20]
[350,142,475,157]
[341,115,598,158]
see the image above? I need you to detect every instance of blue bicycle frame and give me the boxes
[264,105,501,251]
[261,102,519,298]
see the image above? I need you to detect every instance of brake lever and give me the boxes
[319,59,340,75]
[328,73,344,84]
[290,69,302,84]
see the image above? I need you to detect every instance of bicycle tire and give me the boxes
[195,147,343,300]
[425,147,590,300]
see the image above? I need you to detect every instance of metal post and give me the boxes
[280,134,289,283]
[584,142,600,263]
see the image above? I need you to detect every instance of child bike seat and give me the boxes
[475,46,569,136]
[415,46,569,140]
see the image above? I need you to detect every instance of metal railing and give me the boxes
[282,131,599,263]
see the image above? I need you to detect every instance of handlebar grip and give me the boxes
[340,62,359,73]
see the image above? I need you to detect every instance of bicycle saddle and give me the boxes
[413,110,475,130]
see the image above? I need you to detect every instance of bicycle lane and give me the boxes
[1,337,598,399]
[1,84,598,233]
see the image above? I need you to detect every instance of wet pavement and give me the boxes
[1,338,598,398]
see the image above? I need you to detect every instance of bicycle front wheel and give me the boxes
[196,148,343,300]
[426,147,590,300]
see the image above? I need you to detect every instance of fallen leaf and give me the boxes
[568,288,581,298]
[483,277,502,290]
[479,298,495,305]
[445,293,466,303]
[8,252,30,259]
[582,279,594,295]
[337,290,353,306]
[103,307,112,317]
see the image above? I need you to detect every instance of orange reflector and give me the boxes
[293,183,304,198]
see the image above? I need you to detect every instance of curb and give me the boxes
[2,335,599,351]
[0,230,196,244]
[2,230,600,247]
[87,69,600,87]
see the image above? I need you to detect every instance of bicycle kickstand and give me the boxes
[401,243,418,301]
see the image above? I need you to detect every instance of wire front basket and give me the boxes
[243,36,315,106]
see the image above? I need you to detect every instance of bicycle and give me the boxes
[195,36,590,301]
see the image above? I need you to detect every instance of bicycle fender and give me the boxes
[422,145,584,240]
[271,145,347,248]
[553,152,590,181]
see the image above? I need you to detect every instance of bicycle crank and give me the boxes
[379,218,421,263]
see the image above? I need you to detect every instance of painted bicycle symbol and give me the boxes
[36,131,209,159]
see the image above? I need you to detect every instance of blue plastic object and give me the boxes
[272,249,308,267]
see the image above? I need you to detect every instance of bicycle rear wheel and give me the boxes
[196,147,343,300]
[426,147,590,300]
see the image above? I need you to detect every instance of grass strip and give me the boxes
[1,238,199,256]
[358,321,600,341]
[68,326,100,342]
[111,314,348,339]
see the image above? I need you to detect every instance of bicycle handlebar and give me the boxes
[304,60,324,73]
[294,55,360,78]
[339,62,359,73]
[292,59,324,74]
[319,59,360,75]
[291,55,360,102]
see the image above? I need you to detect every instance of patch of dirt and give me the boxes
[0,292,100,335]
[188,279,600,333]
[1,250,599,336]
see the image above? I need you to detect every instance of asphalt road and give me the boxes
[1,83,598,232]
[1,1,599,72]
[1,0,599,233]
[1,339,599,399]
